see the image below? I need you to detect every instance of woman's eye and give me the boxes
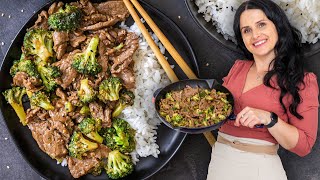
[243,29,251,34]
[259,22,266,28]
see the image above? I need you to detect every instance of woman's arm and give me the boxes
[234,107,299,150]
[234,73,319,157]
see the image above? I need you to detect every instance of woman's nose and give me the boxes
[252,29,261,39]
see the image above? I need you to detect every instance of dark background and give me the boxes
[0,0,320,180]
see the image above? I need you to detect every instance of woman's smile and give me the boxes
[253,39,267,47]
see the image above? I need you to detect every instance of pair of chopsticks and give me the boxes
[123,0,216,147]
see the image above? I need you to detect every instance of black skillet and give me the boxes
[153,79,234,134]
[153,79,263,134]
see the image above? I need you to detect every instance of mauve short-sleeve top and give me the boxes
[220,60,319,156]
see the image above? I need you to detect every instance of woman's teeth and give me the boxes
[254,40,266,46]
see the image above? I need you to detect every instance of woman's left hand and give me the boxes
[234,106,271,128]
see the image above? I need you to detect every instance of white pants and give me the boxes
[207,132,287,180]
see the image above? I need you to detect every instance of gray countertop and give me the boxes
[1,0,320,180]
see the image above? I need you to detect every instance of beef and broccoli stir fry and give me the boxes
[159,86,232,128]
[2,0,139,179]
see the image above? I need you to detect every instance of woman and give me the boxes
[207,0,319,180]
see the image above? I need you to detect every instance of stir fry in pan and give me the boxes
[159,86,232,128]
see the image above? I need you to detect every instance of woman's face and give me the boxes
[239,9,278,60]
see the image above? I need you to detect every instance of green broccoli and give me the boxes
[98,77,122,102]
[165,92,174,101]
[112,90,135,117]
[10,54,40,79]
[78,78,97,103]
[90,164,103,176]
[79,118,103,143]
[64,101,73,112]
[37,65,60,92]
[2,87,27,126]
[171,113,183,126]
[114,43,124,51]
[191,93,200,101]
[48,4,82,31]
[23,29,53,63]
[71,36,102,75]
[106,150,134,179]
[99,118,135,153]
[80,105,90,116]
[68,131,98,159]
[29,91,54,110]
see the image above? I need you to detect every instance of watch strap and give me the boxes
[266,112,278,128]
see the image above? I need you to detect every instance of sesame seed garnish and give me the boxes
[1,42,4,46]
[178,16,181,19]
[8,15,11,18]
[4,137,8,140]
[21,9,24,13]
[6,166,10,169]
[1,13,4,17]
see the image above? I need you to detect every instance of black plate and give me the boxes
[185,0,320,57]
[153,79,234,134]
[0,0,199,179]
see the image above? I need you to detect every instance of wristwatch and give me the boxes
[266,112,278,128]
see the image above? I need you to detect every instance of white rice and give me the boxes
[120,21,171,163]
[195,0,320,44]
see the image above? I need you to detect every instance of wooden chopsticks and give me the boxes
[123,0,216,147]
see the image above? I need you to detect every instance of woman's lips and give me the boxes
[253,39,267,47]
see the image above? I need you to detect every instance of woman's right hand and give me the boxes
[235,106,271,128]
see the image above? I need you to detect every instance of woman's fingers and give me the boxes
[235,107,263,128]
[234,107,250,126]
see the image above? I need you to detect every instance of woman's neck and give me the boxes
[253,54,275,73]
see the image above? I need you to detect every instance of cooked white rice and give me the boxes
[195,0,320,44]
[120,21,171,163]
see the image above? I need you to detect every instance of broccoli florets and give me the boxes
[68,131,99,159]
[23,29,53,63]
[165,92,174,101]
[71,36,101,75]
[80,105,90,116]
[2,87,27,126]
[10,54,40,79]
[37,65,60,92]
[106,150,134,179]
[78,78,97,103]
[98,77,122,102]
[29,91,54,110]
[48,4,82,31]
[100,118,135,153]
[64,101,73,112]
[79,118,103,143]
[112,90,135,117]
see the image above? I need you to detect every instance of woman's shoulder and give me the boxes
[229,59,252,72]
[303,72,317,83]
[233,59,252,67]
[300,72,319,97]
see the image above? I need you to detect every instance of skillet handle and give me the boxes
[228,113,264,128]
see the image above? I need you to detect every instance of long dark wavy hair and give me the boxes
[233,0,305,119]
